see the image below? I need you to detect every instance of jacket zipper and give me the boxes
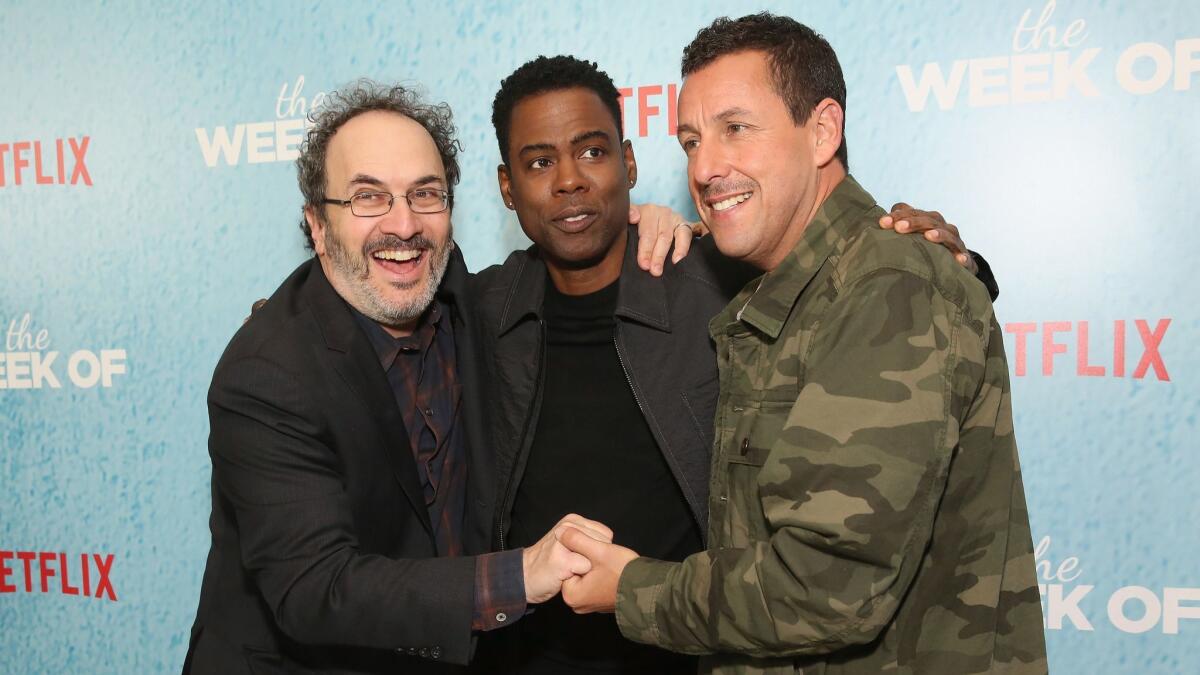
[497,319,547,551]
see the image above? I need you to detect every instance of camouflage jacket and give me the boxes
[614,177,1047,674]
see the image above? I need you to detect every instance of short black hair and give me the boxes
[296,80,460,250]
[682,13,848,169]
[492,55,623,165]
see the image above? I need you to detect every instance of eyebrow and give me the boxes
[346,173,387,189]
[517,129,613,157]
[675,107,754,138]
[346,173,444,191]
[570,129,612,146]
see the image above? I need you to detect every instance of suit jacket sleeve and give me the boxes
[208,354,478,664]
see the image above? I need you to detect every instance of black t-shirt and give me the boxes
[506,277,702,674]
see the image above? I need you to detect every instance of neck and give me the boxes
[378,318,418,338]
[761,162,847,272]
[545,227,627,296]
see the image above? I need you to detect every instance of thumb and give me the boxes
[559,526,609,560]
[628,204,640,224]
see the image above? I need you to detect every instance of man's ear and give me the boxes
[810,97,844,168]
[305,205,327,256]
[622,139,638,189]
[497,163,515,210]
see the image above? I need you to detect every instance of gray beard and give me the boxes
[323,224,455,329]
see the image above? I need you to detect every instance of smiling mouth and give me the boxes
[710,192,752,212]
[371,248,425,274]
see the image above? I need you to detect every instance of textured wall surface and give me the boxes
[1,1,1197,672]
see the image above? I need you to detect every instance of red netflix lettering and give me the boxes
[1004,322,1037,376]
[80,552,91,597]
[34,141,54,184]
[1133,319,1170,380]
[93,553,117,601]
[1004,319,1171,381]
[59,552,79,596]
[38,551,56,592]
[1042,321,1071,375]
[1114,320,1126,377]
[0,136,92,188]
[0,550,15,592]
[638,85,662,137]
[1077,321,1104,376]
[17,551,35,592]
[0,549,117,601]
[69,137,92,185]
[618,83,683,138]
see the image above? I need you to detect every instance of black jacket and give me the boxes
[185,252,494,675]
[471,228,756,548]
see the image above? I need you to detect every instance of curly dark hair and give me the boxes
[295,80,462,250]
[682,13,848,169]
[491,55,623,165]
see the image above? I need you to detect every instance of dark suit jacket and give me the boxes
[185,252,496,674]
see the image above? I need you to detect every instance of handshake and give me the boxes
[521,514,640,613]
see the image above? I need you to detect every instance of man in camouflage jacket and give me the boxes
[559,14,1047,674]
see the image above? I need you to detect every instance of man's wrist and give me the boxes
[472,550,527,631]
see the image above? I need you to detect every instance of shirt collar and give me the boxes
[351,300,446,369]
[723,175,878,340]
[498,225,670,334]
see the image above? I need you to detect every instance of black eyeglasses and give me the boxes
[323,188,452,217]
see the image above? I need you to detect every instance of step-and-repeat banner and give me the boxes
[2,1,1197,672]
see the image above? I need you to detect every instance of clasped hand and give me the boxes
[521,514,637,614]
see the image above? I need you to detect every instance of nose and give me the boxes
[554,158,588,196]
[377,195,423,240]
[689,137,729,190]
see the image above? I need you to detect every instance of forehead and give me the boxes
[325,110,445,186]
[678,51,779,119]
[508,87,618,146]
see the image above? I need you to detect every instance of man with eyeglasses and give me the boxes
[183,71,983,675]
[183,81,621,675]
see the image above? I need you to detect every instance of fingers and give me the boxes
[558,526,611,561]
[878,202,913,229]
[632,204,690,275]
[562,548,592,578]
[648,227,674,276]
[555,513,613,543]
[671,223,694,264]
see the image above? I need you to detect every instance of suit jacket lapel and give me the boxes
[302,260,434,537]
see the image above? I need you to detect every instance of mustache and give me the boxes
[702,179,758,201]
[363,234,437,255]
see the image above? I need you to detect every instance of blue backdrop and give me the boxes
[2,1,1197,672]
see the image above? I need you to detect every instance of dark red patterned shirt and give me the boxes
[353,302,524,631]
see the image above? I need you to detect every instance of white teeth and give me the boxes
[374,249,422,262]
[564,214,588,223]
[712,192,752,212]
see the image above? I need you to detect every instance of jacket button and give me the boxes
[418,647,429,658]
[740,438,750,455]
[430,646,442,659]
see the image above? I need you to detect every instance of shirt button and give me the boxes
[496,612,508,623]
